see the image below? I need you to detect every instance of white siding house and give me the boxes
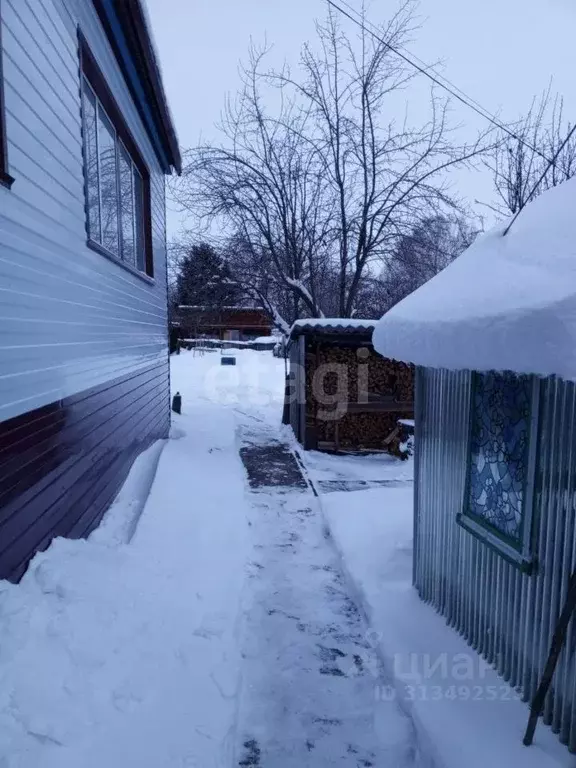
[0,0,180,580]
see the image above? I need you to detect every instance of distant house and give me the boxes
[373,180,576,751]
[287,319,413,453]
[176,305,273,341]
[0,0,180,580]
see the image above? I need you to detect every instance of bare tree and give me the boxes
[489,88,576,215]
[173,46,330,325]
[172,1,488,324]
[375,213,480,311]
[274,4,488,317]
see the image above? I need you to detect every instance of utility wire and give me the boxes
[325,0,554,164]
[503,121,576,235]
[335,0,507,121]
[327,0,576,236]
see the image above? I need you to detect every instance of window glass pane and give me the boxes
[119,144,135,266]
[98,107,120,256]
[133,168,146,273]
[82,80,100,242]
[468,372,531,543]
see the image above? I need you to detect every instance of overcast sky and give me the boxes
[145,0,576,237]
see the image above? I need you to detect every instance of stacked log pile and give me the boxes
[304,340,414,454]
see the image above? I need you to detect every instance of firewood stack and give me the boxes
[304,341,414,454]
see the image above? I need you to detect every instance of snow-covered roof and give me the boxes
[290,318,378,339]
[373,179,576,379]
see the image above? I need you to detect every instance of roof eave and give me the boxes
[289,323,376,340]
[129,0,182,174]
[93,0,182,175]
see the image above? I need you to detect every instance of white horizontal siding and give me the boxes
[0,0,169,422]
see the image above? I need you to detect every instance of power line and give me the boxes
[503,121,576,235]
[334,0,503,118]
[325,0,554,164]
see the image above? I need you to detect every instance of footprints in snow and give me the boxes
[316,644,347,662]
[238,738,261,766]
[317,644,347,677]
[238,734,377,767]
[238,439,401,767]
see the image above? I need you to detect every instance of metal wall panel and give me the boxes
[415,367,576,749]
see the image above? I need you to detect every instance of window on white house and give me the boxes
[82,76,149,274]
[80,39,152,278]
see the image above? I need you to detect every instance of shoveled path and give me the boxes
[235,423,422,767]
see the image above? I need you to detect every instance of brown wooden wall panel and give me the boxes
[0,363,170,582]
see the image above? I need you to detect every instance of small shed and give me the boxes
[287,319,413,454]
[373,179,576,751]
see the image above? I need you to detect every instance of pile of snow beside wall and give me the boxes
[323,486,573,768]
[373,179,576,379]
[0,361,250,768]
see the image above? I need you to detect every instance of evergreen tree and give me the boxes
[176,243,242,309]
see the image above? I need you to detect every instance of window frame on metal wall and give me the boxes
[0,0,14,189]
[78,33,154,280]
[457,371,540,572]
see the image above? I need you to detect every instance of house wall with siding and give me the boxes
[415,367,576,750]
[0,0,170,580]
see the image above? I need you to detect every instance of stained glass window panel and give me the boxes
[467,372,532,542]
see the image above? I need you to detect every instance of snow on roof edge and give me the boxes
[373,178,576,380]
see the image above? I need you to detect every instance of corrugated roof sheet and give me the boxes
[289,318,377,339]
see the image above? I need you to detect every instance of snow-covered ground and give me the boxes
[0,348,573,767]
[300,446,413,489]
[235,436,420,765]
[323,490,576,768]
[0,352,260,767]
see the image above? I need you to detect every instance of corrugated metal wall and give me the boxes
[415,367,576,749]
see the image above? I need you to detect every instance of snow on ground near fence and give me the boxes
[300,445,414,485]
[322,487,575,768]
[174,347,286,421]
[373,178,576,379]
[0,353,255,768]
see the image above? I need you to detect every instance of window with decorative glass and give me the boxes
[458,371,539,568]
[80,45,151,277]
